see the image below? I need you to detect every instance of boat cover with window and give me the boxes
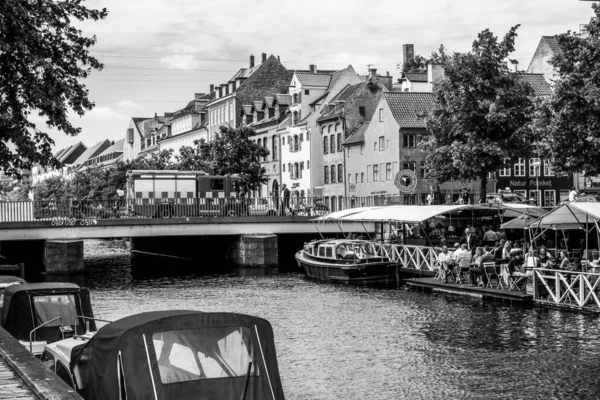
[1,283,95,342]
[70,310,285,400]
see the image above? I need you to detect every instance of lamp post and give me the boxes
[531,160,541,206]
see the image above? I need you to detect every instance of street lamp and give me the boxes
[531,160,541,206]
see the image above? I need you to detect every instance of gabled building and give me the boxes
[79,139,125,171]
[278,65,363,199]
[527,36,560,83]
[31,142,87,184]
[136,114,167,158]
[205,53,292,138]
[159,93,210,158]
[71,139,112,173]
[396,72,428,92]
[318,68,391,210]
[124,117,153,162]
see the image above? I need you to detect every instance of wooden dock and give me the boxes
[406,277,533,304]
[0,325,82,399]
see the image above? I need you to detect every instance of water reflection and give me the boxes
[73,241,600,399]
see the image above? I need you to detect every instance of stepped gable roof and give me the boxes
[384,92,435,128]
[343,122,369,146]
[542,36,561,54]
[295,72,332,87]
[402,72,427,82]
[234,55,293,107]
[275,93,291,105]
[516,73,552,97]
[73,139,112,166]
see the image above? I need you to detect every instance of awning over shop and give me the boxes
[528,203,600,230]
[314,204,544,224]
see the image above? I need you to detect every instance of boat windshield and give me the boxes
[33,294,78,327]
[152,326,257,384]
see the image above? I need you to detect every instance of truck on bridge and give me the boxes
[127,170,247,218]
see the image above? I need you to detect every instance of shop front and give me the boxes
[496,175,573,207]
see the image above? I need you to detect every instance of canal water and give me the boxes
[80,240,600,399]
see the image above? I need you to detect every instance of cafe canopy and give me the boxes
[528,203,600,230]
[314,203,544,224]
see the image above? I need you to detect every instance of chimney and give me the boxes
[387,71,390,76]
[218,86,223,98]
[231,80,236,92]
[277,55,280,61]
[427,63,445,86]
[309,64,317,73]
[222,83,229,96]
[210,84,214,94]
[250,54,255,68]
[403,44,415,65]
[154,112,158,125]
[261,52,267,63]
[369,68,377,79]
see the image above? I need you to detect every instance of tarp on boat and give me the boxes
[1,283,95,342]
[313,204,545,224]
[528,203,600,230]
[70,310,285,400]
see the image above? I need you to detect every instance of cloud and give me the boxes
[78,106,130,121]
[116,100,143,109]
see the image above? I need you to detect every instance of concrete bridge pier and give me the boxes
[43,239,85,275]
[225,234,278,268]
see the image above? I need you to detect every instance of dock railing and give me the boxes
[389,244,440,272]
[533,268,600,311]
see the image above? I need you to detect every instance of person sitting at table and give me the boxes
[438,245,455,283]
[557,251,571,270]
[524,248,541,274]
[502,241,513,261]
[455,244,473,282]
[470,246,496,286]
[494,239,506,263]
[538,246,552,268]
[507,251,526,290]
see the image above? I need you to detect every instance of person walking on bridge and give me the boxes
[280,184,290,216]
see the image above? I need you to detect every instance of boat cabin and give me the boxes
[306,239,390,262]
[69,310,286,400]
[1,283,95,355]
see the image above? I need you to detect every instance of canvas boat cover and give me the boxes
[70,310,285,400]
[528,203,600,230]
[1,283,94,342]
[313,204,545,224]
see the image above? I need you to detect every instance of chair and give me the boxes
[433,261,445,281]
[483,262,500,289]
[508,273,527,291]
[455,265,471,285]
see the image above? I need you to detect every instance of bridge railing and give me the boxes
[0,197,378,223]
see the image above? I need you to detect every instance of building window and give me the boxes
[330,135,335,154]
[514,190,527,199]
[361,172,364,183]
[293,135,299,152]
[544,160,555,177]
[323,136,329,154]
[337,133,342,152]
[324,166,329,184]
[127,128,134,143]
[338,164,343,182]
[293,93,298,104]
[514,158,525,177]
[403,161,416,172]
[373,164,379,182]
[359,106,366,118]
[294,162,299,179]
[559,189,569,202]
[355,173,358,183]
[529,190,541,206]
[499,159,510,177]
[379,108,383,122]
[373,142,377,151]
[403,134,416,148]
[378,136,385,151]
[305,89,310,95]
[328,125,332,133]
[529,158,541,177]
[283,164,285,172]
[544,190,556,207]
[386,163,392,180]
[335,123,341,132]
[331,165,336,183]
[272,136,277,161]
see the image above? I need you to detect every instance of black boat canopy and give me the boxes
[70,310,285,400]
[1,282,95,342]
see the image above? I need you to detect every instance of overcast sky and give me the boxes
[45,0,595,151]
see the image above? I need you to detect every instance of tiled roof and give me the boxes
[542,36,561,55]
[384,92,435,128]
[343,122,369,146]
[235,55,293,107]
[317,83,363,122]
[295,72,332,87]
[516,73,552,97]
[403,72,427,82]
[73,140,112,167]
[97,139,124,157]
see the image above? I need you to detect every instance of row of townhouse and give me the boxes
[117,38,573,209]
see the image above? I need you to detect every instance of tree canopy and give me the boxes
[531,4,600,175]
[421,26,536,200]
[0,0,107,176]
[177,125,269,191]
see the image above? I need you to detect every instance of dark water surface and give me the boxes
[82,241,600,400]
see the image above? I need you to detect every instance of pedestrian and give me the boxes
[280,184,290,216]
[569,187,578,202]
[462,228,476,253]
[462,188,470,205]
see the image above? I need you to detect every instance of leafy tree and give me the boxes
[126,149,175,171]
[531,4,600,175]
[421,26,536,201]
[0,0,107,176]
[32,175,70,200]
[177,126,269,191]
[401,54,429,74]
[0,179,31,201]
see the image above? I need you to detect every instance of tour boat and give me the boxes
[295,239,397,284]
[43,310,286,400]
